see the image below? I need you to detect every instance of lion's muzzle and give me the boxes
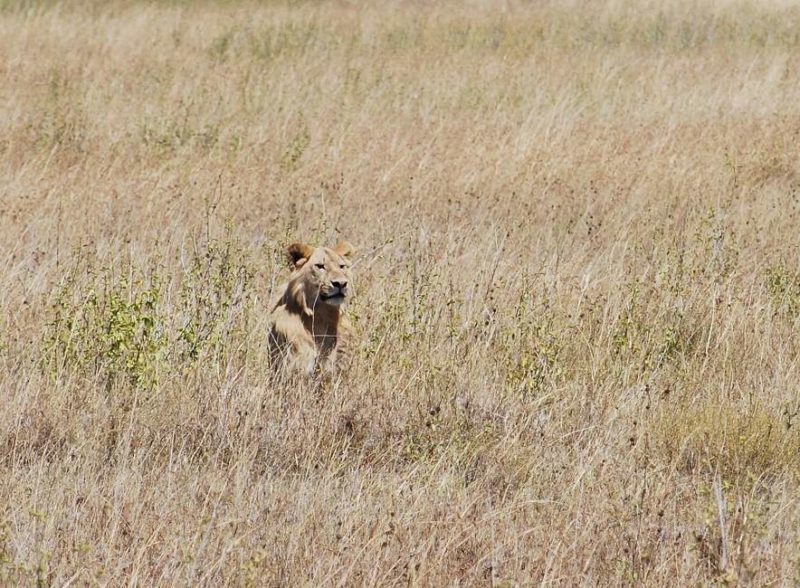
[321,280,348,301]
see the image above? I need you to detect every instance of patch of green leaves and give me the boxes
[44,266,167,390]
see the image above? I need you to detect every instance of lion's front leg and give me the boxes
[291,340,318,375]
[268,312,318,376]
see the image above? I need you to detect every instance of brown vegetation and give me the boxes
[2,0,800,584]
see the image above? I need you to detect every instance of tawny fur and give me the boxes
[268,241,355,375]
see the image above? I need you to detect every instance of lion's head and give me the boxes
[285,241,355,316]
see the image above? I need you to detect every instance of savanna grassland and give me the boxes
[2,0,800,584]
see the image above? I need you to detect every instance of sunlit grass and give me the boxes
[2,0,800,584]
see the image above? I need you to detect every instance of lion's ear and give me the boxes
[333,241,355,258]
[287,242,314,269]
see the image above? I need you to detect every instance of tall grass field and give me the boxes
[2,0,800,584]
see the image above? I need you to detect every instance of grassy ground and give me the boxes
[2,0,800,584]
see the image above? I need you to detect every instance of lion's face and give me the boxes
[303,247,353,307]
[287,241,355,309]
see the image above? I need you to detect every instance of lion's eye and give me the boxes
[315,263,325,270]
[340,264,346,269]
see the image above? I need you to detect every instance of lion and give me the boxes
[268,240,356,375]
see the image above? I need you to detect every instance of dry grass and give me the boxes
[2,0,800,584]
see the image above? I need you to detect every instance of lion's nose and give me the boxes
[331,280,347,290]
